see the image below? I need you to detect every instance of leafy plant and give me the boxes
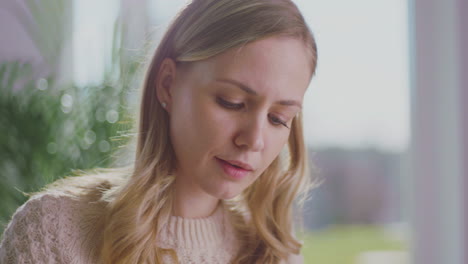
[0,0,149,234]
[0,59,136,232]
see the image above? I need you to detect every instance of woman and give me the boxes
[0,0,318,263]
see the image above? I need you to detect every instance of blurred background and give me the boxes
[0,1,466,264]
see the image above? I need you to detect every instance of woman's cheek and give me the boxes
[267,132,286,159]
[209,111,235,137]
[197,101,229,136]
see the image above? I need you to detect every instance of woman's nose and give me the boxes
[234,116,265,152]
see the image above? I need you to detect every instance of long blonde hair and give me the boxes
[41,0,319,263]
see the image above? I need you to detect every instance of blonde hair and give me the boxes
[39,0,319,263]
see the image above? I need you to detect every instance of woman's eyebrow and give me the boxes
[216,78,257,95]
[215,78,302,109]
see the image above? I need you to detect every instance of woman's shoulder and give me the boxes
[1,192,87,239]
[0,193,80,263]
[0,174,115,264]
[13,192,79,219]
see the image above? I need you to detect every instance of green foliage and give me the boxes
[0,0,144,234]
[0,61,135,232]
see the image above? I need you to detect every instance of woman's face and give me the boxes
[164,36,312,199]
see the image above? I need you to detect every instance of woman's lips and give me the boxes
[223,159,253,171]
[216,158,250,180]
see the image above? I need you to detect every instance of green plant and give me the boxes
[0,60,135,233]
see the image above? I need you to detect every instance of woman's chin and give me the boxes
[207,185,243,200]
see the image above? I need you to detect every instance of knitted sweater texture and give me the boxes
[0,193,303,263]
[0,193,238,263]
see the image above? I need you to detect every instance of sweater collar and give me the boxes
[158,202,226,249]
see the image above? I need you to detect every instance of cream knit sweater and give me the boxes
[0,193,303,264]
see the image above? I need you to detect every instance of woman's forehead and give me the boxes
[189,36,311,96]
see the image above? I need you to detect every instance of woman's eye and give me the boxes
[216,97,289,128]
[269,114,289,128]
[217,97,244,110]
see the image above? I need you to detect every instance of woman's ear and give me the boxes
[156,58,178,113]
